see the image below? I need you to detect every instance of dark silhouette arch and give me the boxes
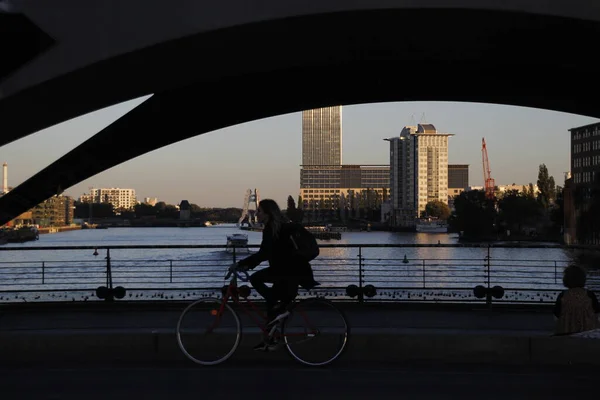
[0,8,598,224]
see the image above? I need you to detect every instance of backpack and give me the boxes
[287,222,319,262]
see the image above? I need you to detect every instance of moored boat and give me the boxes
[226,233,249,252]
[415,218,448,233]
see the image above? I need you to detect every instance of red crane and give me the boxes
[481,138,495,200]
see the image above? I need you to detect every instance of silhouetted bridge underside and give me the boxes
[1,1,599,225]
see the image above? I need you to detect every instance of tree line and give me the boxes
[74,163,562,237]
[74,201,243,223]
[448,164,563,240]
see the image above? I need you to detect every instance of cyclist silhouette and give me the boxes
[236,199,318,351]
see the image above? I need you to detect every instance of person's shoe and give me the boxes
[253,337,280,352]
[253,341,269,351]
[266,338,281,351]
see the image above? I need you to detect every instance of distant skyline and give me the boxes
[1,97,598,208]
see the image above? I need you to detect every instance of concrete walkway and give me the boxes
[1,363,596,400]
[1,301,599,367]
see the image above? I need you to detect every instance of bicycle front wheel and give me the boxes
[282,298,349,366]
[176,298,241,366]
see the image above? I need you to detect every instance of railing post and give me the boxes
[41,261,45,284]
[170,260,173,283]
[422,259,426,288]
[554,261,558,284]
[486,244,492,309]
[105,248,114,302]
[358,246,364,303]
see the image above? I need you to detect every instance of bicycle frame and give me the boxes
[214,269,318,339]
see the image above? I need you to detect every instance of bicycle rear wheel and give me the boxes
[176,297,241,365]
[282,298,349,366]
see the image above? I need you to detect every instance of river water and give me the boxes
[0,225,590,304]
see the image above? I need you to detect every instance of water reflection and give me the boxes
[0,225,588,302]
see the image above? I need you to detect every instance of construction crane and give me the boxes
[481,138,495,200]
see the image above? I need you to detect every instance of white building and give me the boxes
[387,124,453,227]
[81,188,137,210]
[497,184,540,195]
[466,184,540,196]
[144,197,159,206]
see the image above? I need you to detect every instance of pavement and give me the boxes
[1,301,600,367]
[1,363,598,400]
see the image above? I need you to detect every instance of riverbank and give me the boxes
[38,225,82,234]
[458,235,562,244]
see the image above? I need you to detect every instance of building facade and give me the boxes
[570,122,600,186]
[448,164,469,191]
[299,106,389,217]
[564,122,600,244]
[447,164,469,209]
[81,188,137,211]
[302,106,342,166]
[30,195,75,227]
[387,124,453,227]
[299,165,389,209]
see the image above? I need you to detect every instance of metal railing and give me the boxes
[0,243,598,306]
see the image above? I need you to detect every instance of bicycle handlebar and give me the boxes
[225,264,249,282]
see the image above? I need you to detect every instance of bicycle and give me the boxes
[176,264,349,366]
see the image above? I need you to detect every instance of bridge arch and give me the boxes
[0,2,598,223]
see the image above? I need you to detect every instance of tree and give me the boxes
[134,202,156,217]
[549,187,564,237]
[74,202,115,219]
[348,191,355,218]
[497,190,542,233]
[189,203,202,214]
[525,183,536,200]
[425,200,451,220]
[154,202,167,212]
[151,202,178,219]
[286,195,296,218]
[449,190,497,237]
[318,199,326,221]
[286,195,303,223]
[537,164,556,208]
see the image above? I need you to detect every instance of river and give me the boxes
[0,225,587,304]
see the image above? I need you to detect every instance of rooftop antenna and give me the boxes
[420,112,427,123]
[409,114,416,126]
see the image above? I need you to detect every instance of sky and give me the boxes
[1,98,598,208]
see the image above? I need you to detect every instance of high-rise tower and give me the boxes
[388,124,453,226]
[302,106,342,166]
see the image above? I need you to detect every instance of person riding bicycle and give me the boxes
[235,199,318,351]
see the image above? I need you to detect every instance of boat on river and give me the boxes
[415,218,448,233]
[0,226,39,243]
[226,233,249,253]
